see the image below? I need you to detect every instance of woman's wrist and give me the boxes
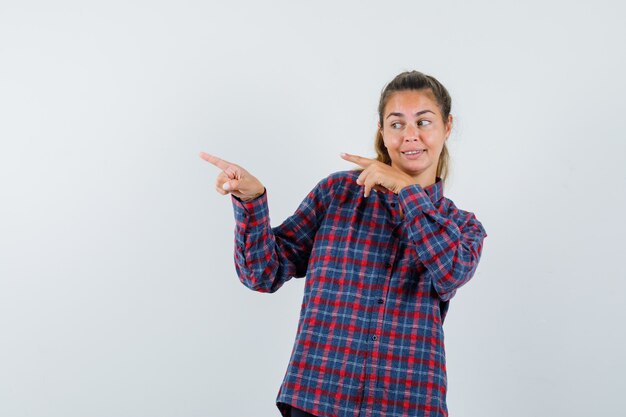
[240,187,266,202]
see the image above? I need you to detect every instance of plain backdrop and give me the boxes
[1,1,625,416]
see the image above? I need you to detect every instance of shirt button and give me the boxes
[371,335,378,341]
[377,299,384,304]
[385,262,392,268]
[390,202,396,207]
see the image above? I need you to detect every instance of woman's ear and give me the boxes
[445,114,453,139]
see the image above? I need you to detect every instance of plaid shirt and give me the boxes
[231,170,487,417]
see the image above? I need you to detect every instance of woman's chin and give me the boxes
[397,163,427,177]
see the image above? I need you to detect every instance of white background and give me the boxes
[1,1,625,416]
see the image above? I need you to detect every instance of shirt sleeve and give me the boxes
[230,177,331,293]
[398,184,488,302]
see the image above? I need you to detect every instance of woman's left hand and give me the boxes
[340,152,416,197]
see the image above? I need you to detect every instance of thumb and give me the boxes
[222,179,240,191]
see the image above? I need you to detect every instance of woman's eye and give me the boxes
[418,120,432,127]
[391,122,402,129]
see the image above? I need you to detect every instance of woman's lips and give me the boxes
[401,149,425,159]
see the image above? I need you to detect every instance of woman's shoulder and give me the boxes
[323,169,360,183]
[309,169,360,199]
[307,169,355,187]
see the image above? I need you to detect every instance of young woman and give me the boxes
[201,71,488,417]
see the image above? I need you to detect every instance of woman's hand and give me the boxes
[199,152,265,201]
[340,152,416,197]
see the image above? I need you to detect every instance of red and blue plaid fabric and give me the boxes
[230,170,487,417]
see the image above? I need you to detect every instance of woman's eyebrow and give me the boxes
[386,110,435,119]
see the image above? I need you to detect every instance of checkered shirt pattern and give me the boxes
[230,170,487,417]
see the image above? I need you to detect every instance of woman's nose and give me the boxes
[404,125,419,141]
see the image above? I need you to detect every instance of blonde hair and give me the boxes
[372,71,452,186]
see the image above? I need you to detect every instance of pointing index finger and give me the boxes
[340,152,375,167]
[199,152,231,170]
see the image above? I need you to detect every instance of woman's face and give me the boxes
[380,89,452,185]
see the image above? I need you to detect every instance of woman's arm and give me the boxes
[200,151,330,293]
[398,184,488,302]
[335,152,487,302]
[230,177,330,293]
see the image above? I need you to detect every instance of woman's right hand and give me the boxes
[199,152,265,202]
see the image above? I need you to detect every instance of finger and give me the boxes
[359,170,371,197]
[221,178,240,192]
[372,184,386,193]
[214,185,228,195]
[356,166,371,186]
[224,164,238,180]
[364,179,373,197]
[364,174,383,198]
[215,172,230,188]
[199,152,232,171]
[340,152,376,168]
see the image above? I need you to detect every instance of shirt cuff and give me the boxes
[231,188,270,230]
[397,183,438,218]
